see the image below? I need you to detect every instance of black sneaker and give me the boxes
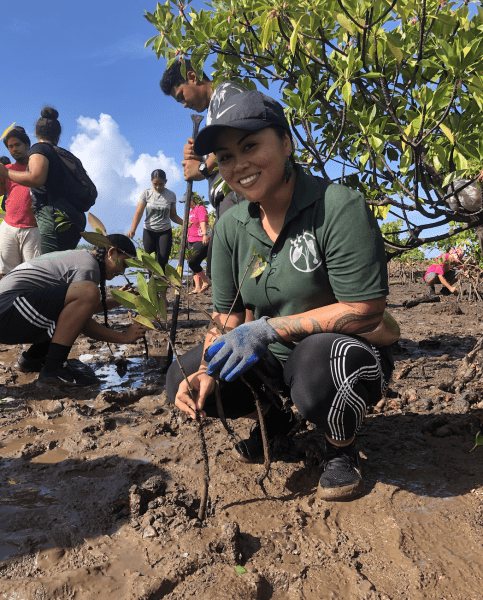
[440,287,451,296]
[428,287,436,296]
[317,440,363,501]
[233,406,295,463]
[37,362,99,387]
[17,352,45,373]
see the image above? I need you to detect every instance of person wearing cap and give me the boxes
[126,169,183,270]
[0,235,146,387]
[166,90,400,502]
[424,247,463,296]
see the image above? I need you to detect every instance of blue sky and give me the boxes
[2,1,215,234]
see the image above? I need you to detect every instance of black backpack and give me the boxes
[52,146,97,212]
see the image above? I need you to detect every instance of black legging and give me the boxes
[166,333,394,440]
[143,228,172,269]
[187,241,208,274]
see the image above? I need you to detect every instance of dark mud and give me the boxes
[1,283,483,599]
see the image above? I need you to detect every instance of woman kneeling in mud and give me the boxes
[167,91,400,501]
[0,234,146,386]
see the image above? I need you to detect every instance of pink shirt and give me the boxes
[424,253,453,279]
[5,163,37,228]
[188,205,209,242]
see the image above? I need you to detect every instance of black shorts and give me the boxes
[0,284,69,345]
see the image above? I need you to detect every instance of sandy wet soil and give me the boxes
[1,279,483,599]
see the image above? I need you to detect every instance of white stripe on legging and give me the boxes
[14,297,56,338]
[328,337,384,440]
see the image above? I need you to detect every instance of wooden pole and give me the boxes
[166,114,204,367]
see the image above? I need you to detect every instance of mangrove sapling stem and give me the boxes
[214,377,238,442]
[240,375,271,492]
[223,256,256,331]
[156,321,210,521]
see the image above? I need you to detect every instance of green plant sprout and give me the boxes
[54,210,73,233]
[470,431,483,452]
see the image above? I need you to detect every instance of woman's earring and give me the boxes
[284,157,293,184]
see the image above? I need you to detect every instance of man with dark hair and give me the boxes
[160,59,247,276]
[0,127,40,279]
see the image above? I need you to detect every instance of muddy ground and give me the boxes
[1,279,483,600]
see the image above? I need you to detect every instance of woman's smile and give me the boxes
[239,173,260,186]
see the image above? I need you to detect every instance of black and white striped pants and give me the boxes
[167,333,394,441]
[0,284,69,345]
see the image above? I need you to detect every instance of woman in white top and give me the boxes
[127,169,183,268]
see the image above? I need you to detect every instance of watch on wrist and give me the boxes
[198,162,210,178]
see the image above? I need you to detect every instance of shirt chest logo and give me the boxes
[289,231,322,273]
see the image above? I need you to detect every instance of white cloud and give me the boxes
[69,112,182,211]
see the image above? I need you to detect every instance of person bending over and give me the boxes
[167,91,400,502]
[424,247,463,296]
[0,234,146,386]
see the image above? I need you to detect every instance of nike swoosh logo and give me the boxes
[216,104,237,119]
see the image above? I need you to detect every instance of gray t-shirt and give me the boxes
[139,187,177,232]
[205,81,247,206]
[0,249,100,315]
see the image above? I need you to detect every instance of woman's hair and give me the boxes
[151,169,166,181]
[0,156,11,165]
[93,234,136,327]
[270,125,296,167]
[35,106,62,144]
[3,126,31,149]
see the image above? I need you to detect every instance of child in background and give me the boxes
[424,247,463,296]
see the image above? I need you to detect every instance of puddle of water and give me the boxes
[91,355,165,394]
[0,436,34,456]
[30,448,70,464]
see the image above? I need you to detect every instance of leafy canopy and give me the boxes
[145,0,483,252]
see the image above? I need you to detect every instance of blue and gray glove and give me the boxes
[204,316,282,382]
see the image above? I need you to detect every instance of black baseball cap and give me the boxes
[193,91,291,156]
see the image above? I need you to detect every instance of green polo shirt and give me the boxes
[211,167,388,362]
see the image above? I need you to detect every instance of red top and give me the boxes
[188,205,209,242]
[5,163,37,228]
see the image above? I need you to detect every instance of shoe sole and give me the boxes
[17,363,42,373]
[316,479,364,501]
[36,376,90,388]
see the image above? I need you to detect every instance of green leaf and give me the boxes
[470,431,483,452]
[235,565,248,575]
[157,293,167,323]
[440,123,454,144]
[141,253,165,278]
[133,315,157,330]
[290,16,303,54]
[443,170,467,186]
[125,257,145,269]
[148,276,158,307]
[164,263,182,286]
[111,289,138,311]
[250,257,267,278]
[81,231,114,248]
[342,81,352,106]
[137,272,150,301]
[134,296,159,320]
[337,13,356,34]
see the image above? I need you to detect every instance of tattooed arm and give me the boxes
[268,297,392,344]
